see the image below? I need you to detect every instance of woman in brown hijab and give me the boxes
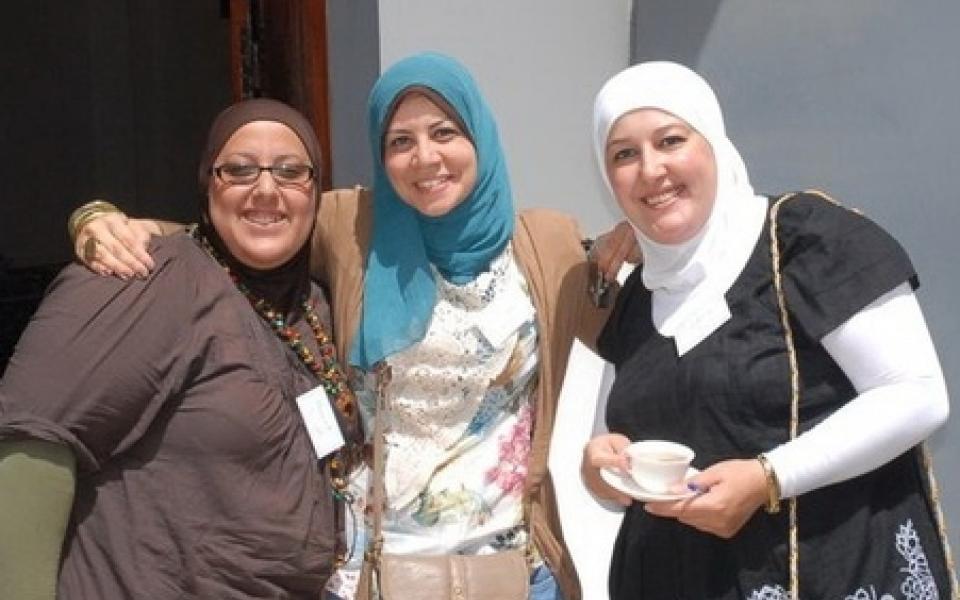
[0,99,358,599]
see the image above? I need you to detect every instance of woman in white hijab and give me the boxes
[582,61,954,599]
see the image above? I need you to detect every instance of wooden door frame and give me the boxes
[226,0,333,191]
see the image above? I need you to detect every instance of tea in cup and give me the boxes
[625,440,695,493]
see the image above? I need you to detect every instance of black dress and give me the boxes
[599,193,952,599]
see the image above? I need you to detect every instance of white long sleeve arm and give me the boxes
[765,283,950,499]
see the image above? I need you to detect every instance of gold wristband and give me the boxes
[756,454,781,514]
[67,200,122,245]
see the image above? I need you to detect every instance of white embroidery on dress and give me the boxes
[747,584,789,600]
[896,519,939,600]
[746,519,938,600]
[844,586,894,600]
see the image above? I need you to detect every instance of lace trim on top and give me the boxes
[383,243,535,509]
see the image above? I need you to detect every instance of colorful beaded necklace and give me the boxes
[192,224,361,565]
[189,225,356,421]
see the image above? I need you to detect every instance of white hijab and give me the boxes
[592,61,768,355]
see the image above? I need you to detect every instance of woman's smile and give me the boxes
[639,184,685,209]
[414,174,455,193]
[241,209,287,227]
[383,93,478,217]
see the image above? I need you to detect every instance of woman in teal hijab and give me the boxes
[328,52,604,600]
[351,51,515,368]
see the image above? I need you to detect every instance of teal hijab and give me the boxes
[349,52,514,369]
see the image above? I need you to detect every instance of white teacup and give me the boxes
[625,440,695,493]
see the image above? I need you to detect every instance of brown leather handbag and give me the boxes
[375,550,529,600]
[356,364,530,600]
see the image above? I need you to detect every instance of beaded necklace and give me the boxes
[192,224,360,566]
[189,225,357,422]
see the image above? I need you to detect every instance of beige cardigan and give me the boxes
[311,187,609,600]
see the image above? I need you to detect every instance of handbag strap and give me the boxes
[919,444,960,598]
[368,362,390,568]
[769,191,958,599]
[768,192,803,598]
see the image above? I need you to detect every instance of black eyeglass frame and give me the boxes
[211,164,316,186]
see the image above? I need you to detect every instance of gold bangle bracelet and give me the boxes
[756,454,781,514]
[67,200,122,244]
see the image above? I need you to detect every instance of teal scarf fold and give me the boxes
[349,52,514,369]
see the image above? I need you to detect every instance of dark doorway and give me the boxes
[0,1,335,374]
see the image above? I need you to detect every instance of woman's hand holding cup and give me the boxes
[583,433,633,506]
[624,440,695,494]
[644,458,770,539]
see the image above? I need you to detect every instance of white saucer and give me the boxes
[600,466,700,502]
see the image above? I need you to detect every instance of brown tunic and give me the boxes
[0,233,339,599]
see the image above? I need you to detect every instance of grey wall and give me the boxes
[326,0,380,189]
[376,0,632,238]
[633,0,960,559]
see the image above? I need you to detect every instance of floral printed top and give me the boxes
[327,244,538,598]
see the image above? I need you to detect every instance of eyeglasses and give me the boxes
[212,163,315,187]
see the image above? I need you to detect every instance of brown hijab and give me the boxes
[195,98,323,316]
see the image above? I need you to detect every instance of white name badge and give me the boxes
[477,288,534,348]
[295,385,345,460]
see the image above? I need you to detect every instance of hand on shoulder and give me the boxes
[73,209,161,279]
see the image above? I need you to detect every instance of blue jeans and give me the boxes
[529,563,564,600]
[323,563,563,600]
